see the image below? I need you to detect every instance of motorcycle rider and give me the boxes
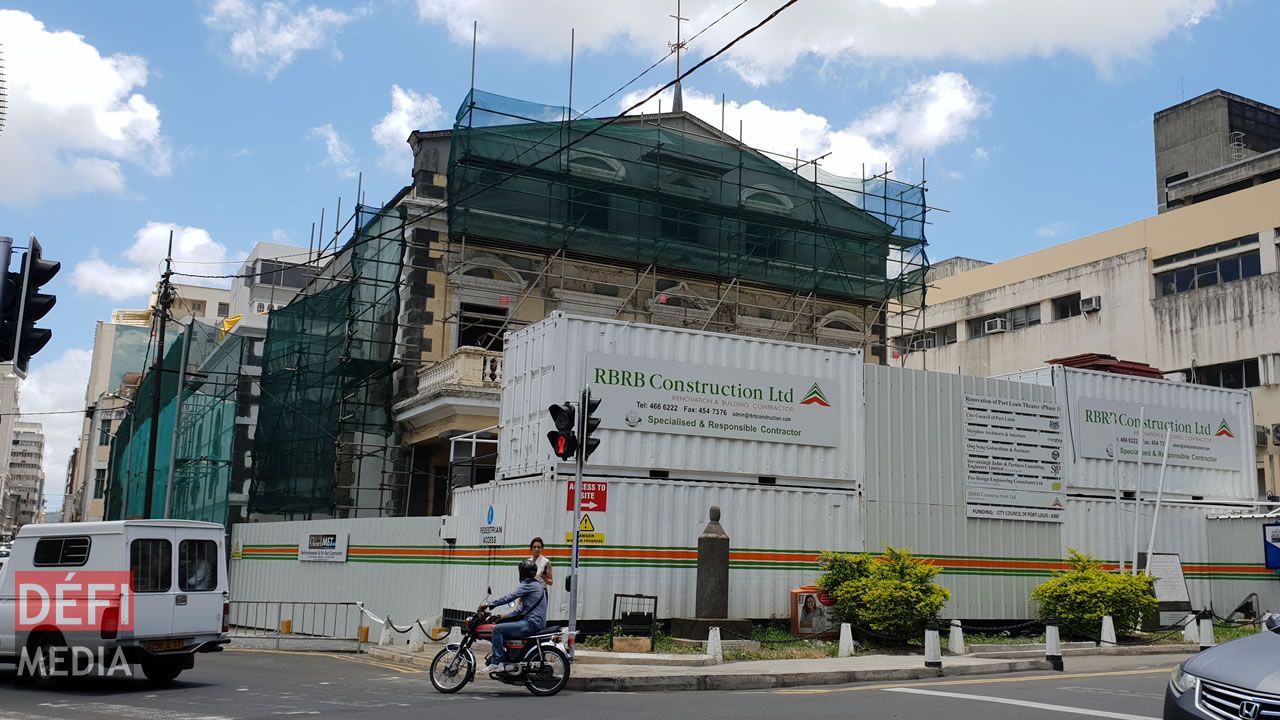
[479,558,547,673]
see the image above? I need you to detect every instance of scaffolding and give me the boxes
[250,205,406,519]
[445,90,929,348]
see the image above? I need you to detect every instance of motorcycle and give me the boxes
[428,604,573,697]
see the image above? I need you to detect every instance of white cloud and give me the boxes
[20,348,93,507]
[621,72,986,177]
[72,222,232,300]
[973,146,990,162]
[203,0,367,79]
[417,0,1216,85]
[310,124,357,177]
[372,85,444,172]
[1036,221,1072,238]
[0,10,170,205]
[233,147,252,158]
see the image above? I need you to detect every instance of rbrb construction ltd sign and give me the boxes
[588,353,840,447]
[1076,398,1246,471]
[14,570,134,677]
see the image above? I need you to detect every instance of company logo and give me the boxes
[625,411,642,428]
[487,506,494,524]
[800,383,831,407]
[1216,419,1235,438]
[14,571,133,632]
[1239,700,1260,720]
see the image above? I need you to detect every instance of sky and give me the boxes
[0,0,1276,511]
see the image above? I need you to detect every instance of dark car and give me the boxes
[1165,616,1280,719]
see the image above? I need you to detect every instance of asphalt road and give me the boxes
[0,650,1188,720]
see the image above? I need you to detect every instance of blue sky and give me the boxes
[0,0,1275,498]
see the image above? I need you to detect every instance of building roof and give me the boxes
[1154,88,1280,120]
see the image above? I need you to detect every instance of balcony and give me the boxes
[394,347,503,445]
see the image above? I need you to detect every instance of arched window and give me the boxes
[741,184,794,214]
[567,150,626,182]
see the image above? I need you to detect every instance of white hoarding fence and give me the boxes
[963,393,1065,522]
[588,352,841,448]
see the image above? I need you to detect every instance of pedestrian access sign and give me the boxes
[1265,523,1280,570]
[566,513,605,545]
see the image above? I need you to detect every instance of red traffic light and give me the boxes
[547,430,578,461]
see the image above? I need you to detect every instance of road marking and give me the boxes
[37,703,236,720]
[1059,686,1165,700]
[775,667,1175,695]
[883,688,1160,720]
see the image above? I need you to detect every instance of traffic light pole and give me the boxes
[565,386,587,656]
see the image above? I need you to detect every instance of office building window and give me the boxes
[98,418,112,446]
[1185,358,1261,389]
[217,302,230,317]
[1155,249,1261,297]
[1152,234,1259,267]
[1052,293,1082,320]
[93,469,106,499]
[968,303,1041,339]
[895,324,957,351]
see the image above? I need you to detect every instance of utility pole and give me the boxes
[142,231,175,519]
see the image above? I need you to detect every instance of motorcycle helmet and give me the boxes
[518,558,538,582]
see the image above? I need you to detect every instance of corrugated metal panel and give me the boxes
[446,475,861,621]
[863,366,1062,618]
[499,313,864,485]
[1002,365,1256,500]
[229,517,448,630]
[1207,515,1280,614]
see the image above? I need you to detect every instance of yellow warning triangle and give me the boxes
[578,514,595,532]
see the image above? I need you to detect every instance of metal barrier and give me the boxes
[228,601,368,651]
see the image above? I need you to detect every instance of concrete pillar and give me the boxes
[1198,611,1216,651]
[1183,615,1199,644]
[1045,620,1063,671]
[924,621,942,669]
[378,620,394,646]
[1100,615,1117,646]
[707,626,723,664]
[839,623,856,658]
[696,506,730,619]
[409,622,426,652]
[948,619,966,656]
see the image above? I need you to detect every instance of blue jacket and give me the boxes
[490,579,548,629]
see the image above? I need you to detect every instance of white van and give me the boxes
[0,520,229,682]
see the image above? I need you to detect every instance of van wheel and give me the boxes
[19,633,66,685]
[141,659,184,684]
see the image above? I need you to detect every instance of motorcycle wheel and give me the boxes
[524,645,571,697]
[429,645,473,694]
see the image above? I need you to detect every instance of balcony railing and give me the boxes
[417,346,503,397]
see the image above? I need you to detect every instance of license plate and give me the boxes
[143,639,187,653]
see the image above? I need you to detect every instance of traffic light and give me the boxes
[0,236,60,377]
[546,403,578,460]
[582,390,602,461]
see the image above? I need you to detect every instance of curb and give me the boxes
[972,644,1198,660]
[566,659,1053,692]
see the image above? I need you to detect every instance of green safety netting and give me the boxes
[449,90,928,303]
[250,205,405,518]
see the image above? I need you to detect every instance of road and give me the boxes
[0,650,1186,719]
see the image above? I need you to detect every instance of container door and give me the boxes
[127,530,176,640]
[173,536,224,637]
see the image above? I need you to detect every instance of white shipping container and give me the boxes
[499,313,864,486]
[1000,365,1256,501]
[445,475,861,621]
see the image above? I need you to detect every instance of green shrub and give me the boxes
[818,546,951,642]
[1030,549,1157,639]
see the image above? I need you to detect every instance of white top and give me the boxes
[532,554,551,584]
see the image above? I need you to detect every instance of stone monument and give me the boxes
[671,505,753,641]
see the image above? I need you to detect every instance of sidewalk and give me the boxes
[367,644,1053,692]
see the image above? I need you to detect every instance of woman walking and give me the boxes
[529,537,554,588]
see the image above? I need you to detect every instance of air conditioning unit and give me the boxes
[1257,425,1269,448]
[909,339,931,352]
[1080,296,1103,313]
[984,317,1010,334]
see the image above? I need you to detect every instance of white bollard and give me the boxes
[838,623,856,658]
[924,621,942,670]
[948,619,966,656]
[1100,615,1117,646]
[707,626,724,664]
[1044,621,1063,671]
[378,620,394,646]
[447,626,463,645]
[409,622,426,652]
[1182,615,1199,644]
[1198,612,1216,651]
